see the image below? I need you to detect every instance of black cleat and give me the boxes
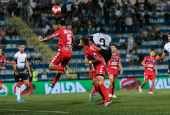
[49,83,54,88]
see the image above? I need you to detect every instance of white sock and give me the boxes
[16,86,21,100]
[21,84,27,92]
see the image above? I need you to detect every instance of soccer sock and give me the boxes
[99,83,110,101]
[56,66,64,71]
[140,85,143,89]
[95,86,99,92]
[149,88,152,92]
[112,88,115,95]
[20,84,28,92]
[16,86,21,100]
[109,88,112,95]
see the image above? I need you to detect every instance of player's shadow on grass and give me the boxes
[61,101,85,105]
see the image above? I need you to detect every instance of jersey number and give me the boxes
[67,34,72,44]
[100,38,106,46]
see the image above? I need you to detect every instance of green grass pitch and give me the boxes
[0,89,170,115]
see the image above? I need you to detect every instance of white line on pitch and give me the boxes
[0,109,68,114]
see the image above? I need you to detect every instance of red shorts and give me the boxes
[51,51,72,68]
[144,74,155,81]
[0,79,2,85]
[93,64,106,78]
[108,69,118,78]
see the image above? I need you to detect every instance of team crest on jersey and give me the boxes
[110,57,119,61]
[146,59,155,63]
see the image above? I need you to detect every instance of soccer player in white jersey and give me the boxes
[157,34,170,76]
[87,28,112,63]
[13,44,32,102]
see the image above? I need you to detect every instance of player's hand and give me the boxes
[120,70,123,75]
[84,60,89,66]
[1,67,6,70]
[155,71,158,76]
[29,72,32,77]
[38,36,43,42]
[15,70,19,75]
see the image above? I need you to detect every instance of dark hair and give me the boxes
[19,44,24,46]
[150,49,155,52]
[81,38,89,45]
[111,44,117,48]
[59,20,66,26]
[99,28,105,34]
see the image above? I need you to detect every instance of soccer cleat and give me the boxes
[148,92,154,94]
[103,100,112,106]
[49,83,54,88]
[14,93,17,97]
[139,86,142,93]
[113,95,117,98]
[17,99,25,102]
[64,66,69,77]
[89,93,93,102]
[98,100,105,106]
[109,94,113,98]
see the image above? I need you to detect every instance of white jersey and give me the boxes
[14,51,27,72]
[91,33,111,50]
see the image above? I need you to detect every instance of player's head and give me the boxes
[18,44,25,52]
[59,20,66,29]
[110,44,117,53]
[150,49,155,57]
[80,38,89,46]
[0,48,2,56]
[99,28,105,34]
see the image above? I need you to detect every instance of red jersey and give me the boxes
[142,56,157,75]
[53,28,74,52]
[0,56,7,66]
[85,44,106,68]
[107,53,121,74]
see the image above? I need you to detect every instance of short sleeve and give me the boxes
[13,54,18,62]
[53,30,60,37]
[88,50,98,59]
[164,45,168,53]
[3,57,7,64]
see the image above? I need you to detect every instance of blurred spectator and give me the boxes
[30,0,36,11]
[167,0,170,11]
[87,22,93,35]
[81,17,87,31]
[66,23,73,30]
[122,2,127,15]
[126,52,132,66]
[127,1,133,15]
[88,67,93,79]
[85,2,91,18]
[31,67,38,82]
[147,2,153,12]
[154,24,161,34]
[135,36,142,50]
[152,11,158,21]
[164,10,170,27]
[120,15,126,33]
[148,28,155,39]
[139,14,143,29]
[161,0,166,11]
[143,29,148,41]
[119,37,127,49]
[33,51,42,64]
[74,0,79,10]
[26,50,31,63]
[6,24,14,39]
[91,18,97,31]
[52,21,59,31]
[127,34,134,52]
[125,15,133,33]
[13,0,17,16]
[132,53,138,65]
[144,11,150,26]
[115,8,122,17]
[66,2,72,17]
[132,16,139,32]
[40,69,49,80]
[17,0,22,16]
[162,32,168,42]
[104,7,110,26]
[42,24,50,36]
[140,2,144,12]
[157,1,161,12]
[0,26,6,49]
[138,52,144,64]
[7,1,13,17]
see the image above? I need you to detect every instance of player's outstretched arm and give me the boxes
[159,52,166,60]
[6,61,17,66]
[38,34,55,42]
[25,60,32,77]
[154,64,158,76]
[118,59,123,75]
[12,60,19,75]
[91,56,101,64]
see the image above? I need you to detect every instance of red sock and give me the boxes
[52,77,59,85]
[109,88,112,95]
[112,88,115,95]
[95,86,99,92]
[56,66,64,71]
[149,88,152,92]
[99,83,110,101]
[140,85,143,89]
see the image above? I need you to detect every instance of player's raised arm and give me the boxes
[38,34,55,42]
[159,52,167,60]
[25,60,32,77]
[118,58,123,75]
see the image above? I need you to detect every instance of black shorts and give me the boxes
[98,48,112,63]
[1,39,6,45]
[14,73,28,82]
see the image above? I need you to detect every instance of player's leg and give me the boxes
[0,79,2,90]
[89,77,98,102]
[112,76,118,98]
[21,75,29,93]
[139,74,149,93]
[148,75,155,94]
[108,74,114,97]
[50,71,62,88]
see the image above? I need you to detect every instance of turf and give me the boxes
[0,89,170,115]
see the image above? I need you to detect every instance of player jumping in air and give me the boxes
[139,49,158,94]
[38,20,74,88]
[80,38,112,106]
[107,44,123,98]
[13,44,32,102]
[0,48,17,90]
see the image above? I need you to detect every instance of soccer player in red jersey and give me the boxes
[38,20,75,88]
[139,49,158,94]
[80,38,112,106]
[0,48,17,90]
[107,44,123,98]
